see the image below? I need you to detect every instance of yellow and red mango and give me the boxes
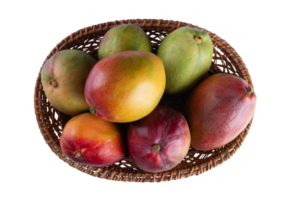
[41,50,97,116]
[84,50,166,123]
[60,113,125,167]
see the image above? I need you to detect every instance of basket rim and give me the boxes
[34,19,254,182]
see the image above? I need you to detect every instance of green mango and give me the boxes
[41,49,97,116]
[157,27,213,94]
[98,24,152,60]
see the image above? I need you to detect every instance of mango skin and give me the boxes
[85,51,166,123]
[98,24,152,60]
[41,50,97,116]
[157,27,213,94]
[127,105,191,173]
[185,74,256,151]
[60,113,125,167]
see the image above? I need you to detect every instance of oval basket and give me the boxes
[34,19,254,182]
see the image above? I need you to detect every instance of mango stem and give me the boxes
[49,79,57,87]
[245,86,254,96]
[90,107,96,114]
[194,36,202,44]
[73,150,82,158]
[153,144,161,152]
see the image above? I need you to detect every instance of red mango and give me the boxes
[127,105,191,173]
[185,73,256,151]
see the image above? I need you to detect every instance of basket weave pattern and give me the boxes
[34,19,254,182]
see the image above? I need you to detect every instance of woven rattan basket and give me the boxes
[34,19,254,182]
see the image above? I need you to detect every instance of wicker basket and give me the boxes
[34,19,254,182]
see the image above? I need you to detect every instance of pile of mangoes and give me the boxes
[41,24,256,173]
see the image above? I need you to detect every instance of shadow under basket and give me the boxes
[34,19,254,182]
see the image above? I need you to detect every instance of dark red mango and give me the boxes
[127,105,191,173]
[186,73,256,151]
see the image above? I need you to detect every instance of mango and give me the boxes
[85,50,166,123]
[127,105,191,173]
[185,74,256,151]
[98,24,152,60]
[157,27,213,94]
[41,50,97,116]
[60,113,125,167]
